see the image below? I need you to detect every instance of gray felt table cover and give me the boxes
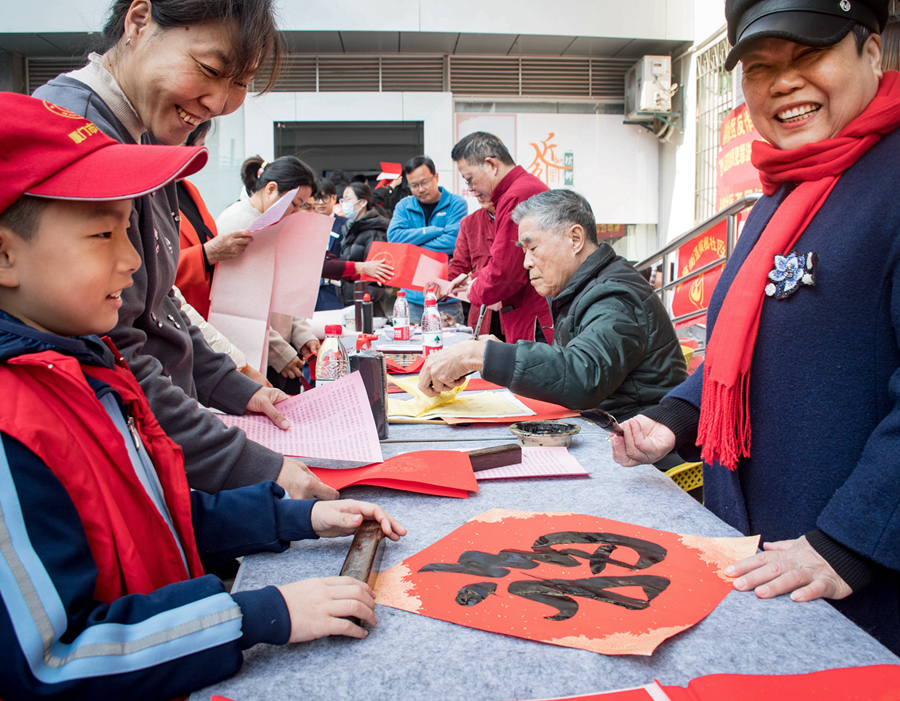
[191,419,899,701]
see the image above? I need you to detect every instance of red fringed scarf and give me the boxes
[698,71,900,470]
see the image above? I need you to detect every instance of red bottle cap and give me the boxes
[325,324,343,335]
[397,290,406,297]
[363,293,371,302]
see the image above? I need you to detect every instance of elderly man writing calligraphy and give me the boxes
[612,0,900,655]
[418,189,687,421]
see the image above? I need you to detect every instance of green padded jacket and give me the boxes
[482,243,688,421]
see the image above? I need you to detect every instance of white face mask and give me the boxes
[341,200,359,220]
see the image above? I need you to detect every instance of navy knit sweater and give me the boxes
[647,126,900,654]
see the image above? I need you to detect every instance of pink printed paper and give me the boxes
[475,446,589,481]
[217,372,383,463]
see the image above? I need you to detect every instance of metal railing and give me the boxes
[635,193,761,354]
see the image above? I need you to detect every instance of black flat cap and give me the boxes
[725,0,890,70]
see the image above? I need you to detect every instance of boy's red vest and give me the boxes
[0,339,205,604]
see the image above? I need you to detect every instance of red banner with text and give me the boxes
[715,102,762,212]
[671,220,727,329]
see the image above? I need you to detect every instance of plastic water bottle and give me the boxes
[422,296,443,357]
[393,290,410,341]
[315,325,349,386]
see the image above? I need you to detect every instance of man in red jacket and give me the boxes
[449,132,554,344]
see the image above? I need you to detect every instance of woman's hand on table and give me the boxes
[355,259,394,282]
[276,458,339,501]
[204,230,252,264]
[725,535,853,602]
[609,415,675,466]
[245,386,291,429]
[311,499,407,540]
[278,577,377,642]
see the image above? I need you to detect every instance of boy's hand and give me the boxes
[311,499,407,540]
[277,458,339,501]
[278,577,376,642]
[245,387,291,429]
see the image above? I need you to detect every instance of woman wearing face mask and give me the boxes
[339,182,391,317]
[31,0,328,503]
[217,156,322,395]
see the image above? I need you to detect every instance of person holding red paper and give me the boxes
[448,132,555,344]
[387,156,468,324]
[611,0,900,656]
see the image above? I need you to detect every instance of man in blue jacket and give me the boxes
[387,156,468,323]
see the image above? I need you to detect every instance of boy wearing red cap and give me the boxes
[0,93,404,700]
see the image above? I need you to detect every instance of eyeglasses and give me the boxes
[408,174,436,191]
[460,163,485,187]
[314,194,335,203]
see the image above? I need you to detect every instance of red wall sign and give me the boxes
[715,103,762,213]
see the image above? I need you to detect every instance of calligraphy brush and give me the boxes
[590,408,624,436]
[473,304,488,337]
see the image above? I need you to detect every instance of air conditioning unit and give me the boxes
[624,56,673,121]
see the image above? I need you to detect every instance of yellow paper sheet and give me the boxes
[388,376,469,417]
[389,389,536,420]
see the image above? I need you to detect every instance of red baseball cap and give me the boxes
[0,92,209,214]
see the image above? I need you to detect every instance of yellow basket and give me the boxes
[666,461,703,492]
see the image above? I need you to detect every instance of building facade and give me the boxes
[1,0,735,257]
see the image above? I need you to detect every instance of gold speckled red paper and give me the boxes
[376,509,758,656]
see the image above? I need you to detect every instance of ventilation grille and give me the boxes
[27,57,87,94]
[254,54,633,99]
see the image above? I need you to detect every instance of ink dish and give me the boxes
[508,421,581,447]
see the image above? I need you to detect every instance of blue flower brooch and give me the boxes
[765,250,817,300]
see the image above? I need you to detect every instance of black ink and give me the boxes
[456,582,497,606]
[420,531,672,620]
[419,532,667,578]
[532,532,668,573]
[508,575,670,619]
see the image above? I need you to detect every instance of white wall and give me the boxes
[194,92,454,219]
[3,0,694,40]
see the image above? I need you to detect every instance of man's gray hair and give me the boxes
[512,189,598,245]
[450,132,515,167]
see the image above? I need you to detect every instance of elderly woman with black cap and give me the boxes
[612,0,900,653]
[31,0,334,501]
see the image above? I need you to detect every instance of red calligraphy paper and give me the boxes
[521,665,900,701]
[310,450,479,498]
[361,242,448,290]
[376,509,759,656]
[385,356,425,375]
[663,664,900,701]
